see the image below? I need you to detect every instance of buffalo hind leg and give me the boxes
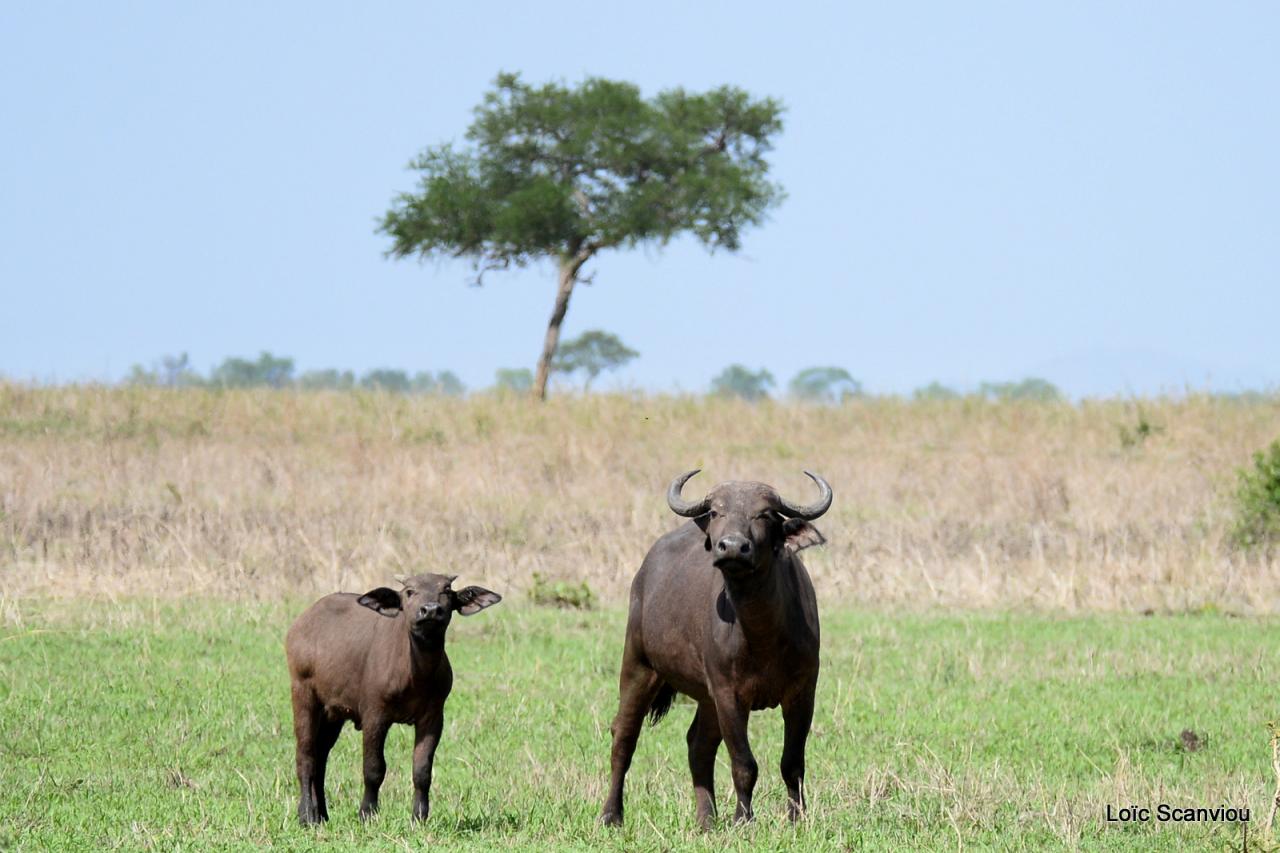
[359,718,390,820]
[292,685,326,826]
[600,657,662,826]
[781,684,815,821]
[312,717,343,822]
[687,702,722,830]
[713,692,757,822]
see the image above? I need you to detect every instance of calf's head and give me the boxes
[667,470,831,576]
[357,572,502,642]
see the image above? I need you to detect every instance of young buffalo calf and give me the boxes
[285,573,501,825]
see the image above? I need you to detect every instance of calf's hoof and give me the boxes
[297,807,327,826]
[600,809,623,827]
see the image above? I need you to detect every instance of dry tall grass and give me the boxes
[2,384,1277,611]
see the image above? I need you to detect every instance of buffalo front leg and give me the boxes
[358,718,390,820]
[686,702,722,830]
[412,706,445,822]
[781,684,816,821]
[600,658,661,826]
[713,693,757,822]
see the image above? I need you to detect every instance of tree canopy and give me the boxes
[380,72,785,399]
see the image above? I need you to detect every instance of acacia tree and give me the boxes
[380,72,784,400]
[789,366,861,403]
[711,364,775,401]
[552,330,638,391]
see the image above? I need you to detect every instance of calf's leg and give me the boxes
[312,718,343,822]
[686,702,722,830]
[412,705,445,822]
[359,718,390,819]
[291,684,325,825]
[600,655,661,826]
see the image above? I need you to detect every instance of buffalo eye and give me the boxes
[709,510,719,519]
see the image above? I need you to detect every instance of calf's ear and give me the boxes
[453,586,502,616]
[357,587,403,616]
[783,518,826,552]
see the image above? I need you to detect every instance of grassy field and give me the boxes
[1,603,1275,850]
[2,387,1279,849]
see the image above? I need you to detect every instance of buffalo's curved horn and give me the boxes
[777,471,833,520]
[666,469,711,517]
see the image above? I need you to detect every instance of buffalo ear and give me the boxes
[453,586,502,616]
[783,518,826,552]
[357,587,403,616]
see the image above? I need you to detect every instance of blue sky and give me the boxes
[2,1,1276,396]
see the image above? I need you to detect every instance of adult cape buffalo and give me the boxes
[600,469,832,829]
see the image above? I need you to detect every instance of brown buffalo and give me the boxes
[600,470,831,829]
[285,572,501,825]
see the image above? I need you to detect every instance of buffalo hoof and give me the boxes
[600,810,623,827]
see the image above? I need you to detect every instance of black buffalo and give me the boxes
[600,470,831,828]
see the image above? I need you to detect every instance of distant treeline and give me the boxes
[126,351,1083,403]
[128,352,467,396]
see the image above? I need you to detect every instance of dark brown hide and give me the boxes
[601,472,830,829]
[285,572,500,825]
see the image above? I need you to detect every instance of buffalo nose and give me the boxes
[418,603,442,619]
[715,535,752,558]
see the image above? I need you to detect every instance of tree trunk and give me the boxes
[532,253,587,401]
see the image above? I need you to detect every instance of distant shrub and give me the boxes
[1118,408,1162,449]
[210,352,295,388]
[529,573,595,610]
[412,370,466,396]
[494,368,534,394]
[297,369,355,390]
[1214,390,1278,405]
[711,364,774,402]
[1231,440,1280,549]
[913,381,960,401]
[360,369,412,393]
[979,377,1061,402]
[126,353,204,388]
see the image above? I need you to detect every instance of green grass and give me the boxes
[2,605,1276,850]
